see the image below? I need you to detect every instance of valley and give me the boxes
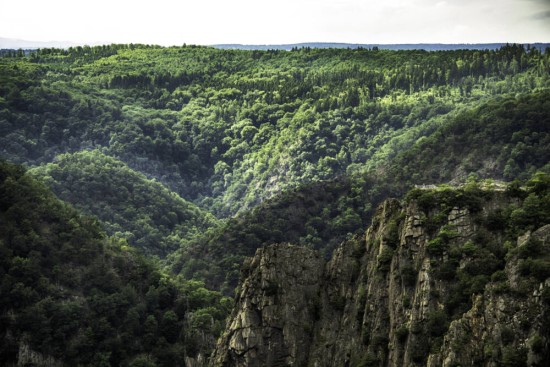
[0,43,549,366]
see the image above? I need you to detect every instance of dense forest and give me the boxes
[29,150,218,257]
[0,43,549,365]
[0,160,230,366]
[2,44,548,215]
[169,90,550,292]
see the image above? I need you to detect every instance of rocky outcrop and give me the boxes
[212,189,550,366]
[17,342,62,367]
[210,244,323,367]
[429,224,550,367]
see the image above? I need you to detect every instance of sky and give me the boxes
[0,0,549,45]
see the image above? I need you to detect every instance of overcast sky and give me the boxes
[0,0,549,45]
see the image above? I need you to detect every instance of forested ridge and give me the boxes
[168,90,550,292]
[0,44,549,365]
[0,160,230,366]
[29,150,218,257]
[2,44,548,215]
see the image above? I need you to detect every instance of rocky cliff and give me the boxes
[211,185,550,366]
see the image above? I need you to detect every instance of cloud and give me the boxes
[532,9,550,19]
[0,0,548,45]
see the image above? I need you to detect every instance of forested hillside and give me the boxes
[1,44,548,217]
[0,160,230,366]
[29,150,218,257]
[0,42,549,365]
[1,43,549,292]
[168,91,550,292]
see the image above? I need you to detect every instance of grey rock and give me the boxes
[211,194,550,367]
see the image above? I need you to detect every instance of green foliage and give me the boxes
[2,45,549,220]
[501,346,527,367]
[427,237,447,256]
[377,247,394,272]
[461,241,478,256]
[518,238,544,259]
[29,150,218,257]
[395,326,409,342]
[508,172,550,234]
[0,46,549,365]
[388,91,550,191]
[426,310,449,336]
[384,219,400,248]
[0,160,229,366]
[2,45,549,296]
[407,185,486,216]
[405,173,548,320]
[518,258,550,281]
[168,178,375,292]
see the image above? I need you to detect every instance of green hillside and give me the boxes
[29,150,218,257]
[1,44,548,217]
[382,90,550,185]
[0,43,549,365]
[1,43,549,292]
[0,160,230,366]
[168,91,550,292]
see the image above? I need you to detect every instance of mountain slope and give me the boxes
[212,175,550,366]
[29,150,218,257]
[0,44,549,366]
[168,91,550,294]
[0,160,231,366]
[380,90,550,185]
[168,177,371,293]
[1,45,549,218]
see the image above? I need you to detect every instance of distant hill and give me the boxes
[0,37,81,49]
[2,37,548,51]
[212,42,550,51]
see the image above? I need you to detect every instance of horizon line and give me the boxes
[2,36,550,49]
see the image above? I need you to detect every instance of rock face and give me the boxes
[16,342,62,367]
[210,244,323,367]
[211,190,550,366]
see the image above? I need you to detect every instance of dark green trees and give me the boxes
[0,160,229,366]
